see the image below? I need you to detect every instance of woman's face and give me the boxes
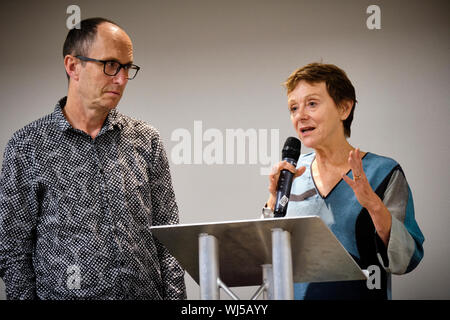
[288,80,350,150]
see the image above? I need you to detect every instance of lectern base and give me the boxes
[198,228,294,300]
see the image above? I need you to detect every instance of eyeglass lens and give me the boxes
[104,61,138,79]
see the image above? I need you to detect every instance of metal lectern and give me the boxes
[150,216,366,300]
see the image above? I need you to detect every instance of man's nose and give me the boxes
[113,67,128,85]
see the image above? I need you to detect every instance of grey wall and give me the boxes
[0,0,448,300]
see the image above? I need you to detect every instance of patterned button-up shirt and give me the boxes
[0,97,186,299]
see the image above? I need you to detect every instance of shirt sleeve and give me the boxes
[149,134,186,300]
[375,169,425,275]
[0,138,38,299]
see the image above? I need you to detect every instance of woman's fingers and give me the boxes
[342,173,355,188]
[294,166,306,178]
[268,161,305,195]
[269,161,297,177]
[279,160,298,174]
[348,149,358,171]
[268,168,278,194]
[344,148,379,209]
[348,148,364,180]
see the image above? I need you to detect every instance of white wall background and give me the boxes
[0,0,449,299]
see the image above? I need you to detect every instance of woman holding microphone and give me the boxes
[265,63,424,299]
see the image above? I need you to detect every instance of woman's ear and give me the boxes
[339,99,353,121]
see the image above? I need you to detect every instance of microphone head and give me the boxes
[281,137,301,160]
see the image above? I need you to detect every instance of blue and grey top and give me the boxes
[286,151,424,300]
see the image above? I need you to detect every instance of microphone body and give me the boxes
[274,137,301,217]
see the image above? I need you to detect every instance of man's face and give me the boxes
[76,23,134,112]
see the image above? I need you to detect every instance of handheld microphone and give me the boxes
[274,137,301,217]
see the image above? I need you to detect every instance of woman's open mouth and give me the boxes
[300,126,315,136]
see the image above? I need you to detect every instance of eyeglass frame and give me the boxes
[74,55,140,80]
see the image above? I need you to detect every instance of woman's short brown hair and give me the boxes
[284,63,357,138]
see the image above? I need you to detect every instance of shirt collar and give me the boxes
[53,96,124,133]
[106,107,124,130]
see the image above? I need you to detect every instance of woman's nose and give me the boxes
[295,105,309,120]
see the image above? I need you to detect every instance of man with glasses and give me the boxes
[0,17,186,300]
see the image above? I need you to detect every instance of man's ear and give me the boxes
[64,55,80,81]
[339,99,353,121]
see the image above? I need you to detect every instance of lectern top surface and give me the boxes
[151,216,365,287]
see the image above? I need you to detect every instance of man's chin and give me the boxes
[102,97,121,110]
[90,101,118,113]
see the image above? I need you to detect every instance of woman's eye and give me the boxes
[289,106,298,113]
[308,101,317,107]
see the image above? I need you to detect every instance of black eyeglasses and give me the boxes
[75,55,140,80]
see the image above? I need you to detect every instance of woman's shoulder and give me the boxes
[364,151,400,168]
[363,152,404,181]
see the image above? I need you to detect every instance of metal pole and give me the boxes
[217,278,240,300]
[262,264,274,300]
[271,228,294,300]
[198,233,220,300]
[250,282,267,301]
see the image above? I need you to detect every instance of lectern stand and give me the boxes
[150,216,366,300]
